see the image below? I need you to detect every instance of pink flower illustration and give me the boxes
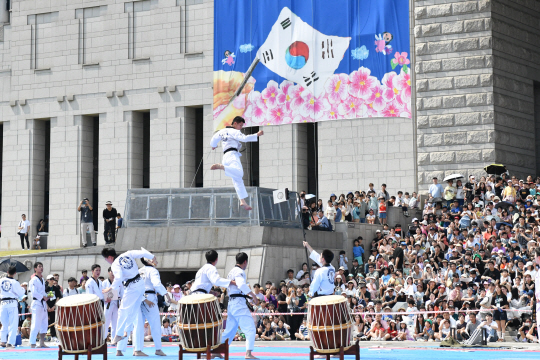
[381,72,398,102]
[289,85,306,111]
[393,69,411,103]
[213,104,227,119]
[365,102,379,117]
[366,85,386,111]
[322,99,341,120]
[375,39,386,53]
[293,114,310,123]
[277,81,296,112]
[324,74,349,104]
[300,90,328,120]
[348,67,376,99]
[338,96,362,118]
[261,80,280,108]
[394,52,410,66]
[266,104,290,125]
[244,92,267,125]
[382,103,400,117]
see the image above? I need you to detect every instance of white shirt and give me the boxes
[535,267,540,301]
[227,266,251,296]
[210,127,258,154]
[29,275,48,309]
[63,287,79,297]
[192,263,231,294]
[18,220,31,234]
[86,276,104,301]
[103,279,123,300]
[109,248,154,292]
[0,277,25,309]
[161,326,172,336]
[140,266,167,302]
[308,250,335,297]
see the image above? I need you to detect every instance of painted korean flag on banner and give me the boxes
[256,7,351,98]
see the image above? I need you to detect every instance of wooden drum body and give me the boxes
[177,294,223,351]
[55,294,105,353]
[307,295,353,353]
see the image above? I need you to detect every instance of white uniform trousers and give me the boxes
[221,298,255,351]
[116,280,145,338]
[223,152,248,199]
[0,306,19,345]
[134,297,163,351]
[104,300,119,339]
[29,304,48,345]
[117,311,142,353]
[537,302,540,343]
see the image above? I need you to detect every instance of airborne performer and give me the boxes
[210,116,264,211]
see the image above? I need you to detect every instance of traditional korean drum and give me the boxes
[177,294,223,351]
[307,295,353,353]
[55,294,105,353]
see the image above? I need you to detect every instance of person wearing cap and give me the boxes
[133,257,174,356]
[303,241,336,297]
[78,197,95,247]
[103,201,118,244]
[221,252,260,359]
[0,265,26,347]
[101,246,156,347]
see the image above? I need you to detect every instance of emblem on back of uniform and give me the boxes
[119,256,134,270]
[327,269,335,284]
[1,280,12,292]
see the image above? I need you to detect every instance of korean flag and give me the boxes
[257,7,351,98]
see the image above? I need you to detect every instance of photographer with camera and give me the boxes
[78,197,96,247]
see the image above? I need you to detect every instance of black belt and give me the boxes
[0,297,16,303]
[230,294,249,299]
[193,289,208,294]
[33,297,45,305]
[123,274,141,287]
[224,148,238,154]
[145,290,156,294]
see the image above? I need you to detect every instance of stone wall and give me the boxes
[414,0,495,190]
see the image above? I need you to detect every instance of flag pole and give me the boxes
[227,56,260,106]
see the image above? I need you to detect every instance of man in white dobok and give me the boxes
[191,250,234,295]
[221,252,259,359]
[210,116,263,210]
[0,265,25,347]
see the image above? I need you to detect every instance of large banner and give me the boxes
[213,0,410,130]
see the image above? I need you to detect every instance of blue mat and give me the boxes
[0,343,534,360]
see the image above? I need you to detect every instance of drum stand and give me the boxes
[58,343,108,360]
[309,340,359,360]
[178,341,229,360]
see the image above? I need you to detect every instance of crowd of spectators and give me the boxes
[324,173,540,343]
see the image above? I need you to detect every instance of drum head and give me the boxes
[56,294,99,307]
[309,295,346,305]
[180,294,215,304]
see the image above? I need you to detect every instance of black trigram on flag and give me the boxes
[303,72,319,87]
[322,39,334,59]
[261,50,274,64]
[281,17,291,29]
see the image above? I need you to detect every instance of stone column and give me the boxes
[258,124,308,192]
[414,0,495,190]
[0,119,46,250]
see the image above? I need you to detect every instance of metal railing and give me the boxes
[123,187,301,228]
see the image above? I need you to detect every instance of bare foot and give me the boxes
[210,164,225,170]
[30,344,36,348]
[116,350,124,356]
[0,343,5,347]
[111,335,125,345]
[240,202,252,211]
[245,352,259,359]
[37,344,49,348]
[6,344,14,348]
[155,349,167,356]
[133,351,149,356]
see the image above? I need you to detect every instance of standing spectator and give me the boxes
[334,202,342,223]
[377,184,389,202]
[17,214,31,250]
[45,274,62,342]
[102,201,118,244]
[116,213,123,231]
[277,285,288,314]
[464,175,477,204]
[428,177,444,203]
[63,277,79,297]
[393,241,406,271]
[79,270,88,284]
[378,197,387,225]
[444,180,456,208]
[78,198,95,248]
[36,219,46,234]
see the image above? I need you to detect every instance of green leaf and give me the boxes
[402,64,409,74]
[390,59,398,70]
